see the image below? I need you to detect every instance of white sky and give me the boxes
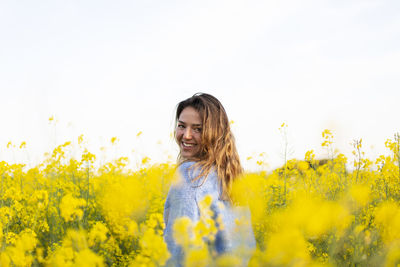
[1,0,400,171]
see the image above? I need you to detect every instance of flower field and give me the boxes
[1,130,400,266]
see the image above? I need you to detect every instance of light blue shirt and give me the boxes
[163,161,256,266]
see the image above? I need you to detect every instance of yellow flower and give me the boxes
[78,134,84,144]
[142,156,150,165]
[349,184,371,207]
[374,201,400,244]
[173,216,194,247]
[74,248,104,267]
[184,247,210,267]
[88,222,108,247]
[231,173,267,223]
[265,228,310,265]
[215,254,242,267]
[136,228,170,266]
[3,230,37,266]
[322,129,332,138]
[297,161,309,172]
[111,137,118,145]
[60,194,86,222]
[19,142,26,149]
[82,149,96,163]
[0,252,10,267]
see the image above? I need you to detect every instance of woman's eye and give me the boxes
[177,125,184,129]
[194,128,202,133]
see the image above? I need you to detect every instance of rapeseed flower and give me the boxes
[0,131,399,266]
[60,194,86,222]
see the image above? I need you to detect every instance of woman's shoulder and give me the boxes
[179,161,216,176]
[177,161,218,185]
[177,161,195,179]
[178,160,196,171]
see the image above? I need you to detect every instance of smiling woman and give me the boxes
[163,93,256,266]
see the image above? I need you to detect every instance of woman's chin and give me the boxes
[181,152,199,161]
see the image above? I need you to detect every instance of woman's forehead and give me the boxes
[178,107,202,124]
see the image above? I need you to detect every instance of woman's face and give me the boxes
[176,106,202,159]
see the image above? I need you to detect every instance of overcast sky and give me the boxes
[1,0,399,170]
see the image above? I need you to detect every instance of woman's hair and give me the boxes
[175,93,243,201]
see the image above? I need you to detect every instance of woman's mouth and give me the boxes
[182,142,196,147]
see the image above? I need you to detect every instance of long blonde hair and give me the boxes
[175,93,243,201]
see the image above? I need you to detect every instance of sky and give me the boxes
[1,0,400,171]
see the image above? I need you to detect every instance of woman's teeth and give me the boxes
[183,142,194,147]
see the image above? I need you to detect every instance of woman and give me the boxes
[163,93,256,266]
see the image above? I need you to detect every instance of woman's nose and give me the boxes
[183,128,192,139]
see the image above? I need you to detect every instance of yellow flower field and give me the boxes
[1,131,400,266]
